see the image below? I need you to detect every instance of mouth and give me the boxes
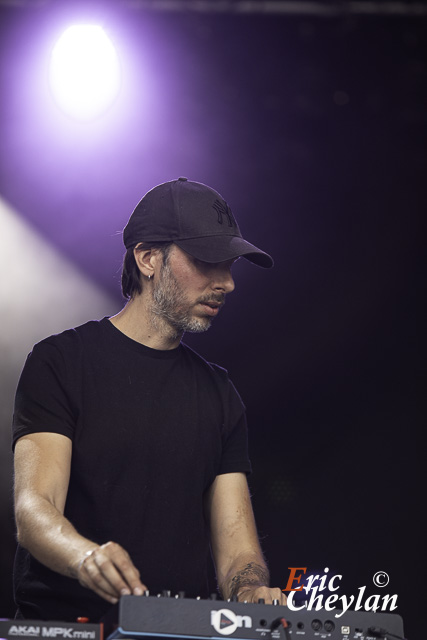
[198,301,223,316]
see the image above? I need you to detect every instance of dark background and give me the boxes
[0,1,424,637]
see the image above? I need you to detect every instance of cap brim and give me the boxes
[174,235,274,268]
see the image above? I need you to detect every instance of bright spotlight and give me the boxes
[49,25,120,121]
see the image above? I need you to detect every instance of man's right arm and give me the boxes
[14,432,146,604]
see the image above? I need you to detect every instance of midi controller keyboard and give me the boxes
[106,593,406,640]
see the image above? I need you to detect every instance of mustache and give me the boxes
[197,293,226,307]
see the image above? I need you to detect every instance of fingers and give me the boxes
[238,586,287,605]
[77,542,147,604]
[98,541,146,596]
[78,552,120,604]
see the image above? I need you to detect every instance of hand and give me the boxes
[237,586,287,605]
[76,541,147,604]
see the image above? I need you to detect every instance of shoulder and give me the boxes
[31,318,108,355]
[180,342,229,380]
[24,319,110,375]
[180,343,245,408]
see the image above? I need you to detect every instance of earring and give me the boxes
[148,274,152,280]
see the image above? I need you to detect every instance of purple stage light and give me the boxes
[49,25,121,121]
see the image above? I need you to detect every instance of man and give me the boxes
[12,178,286,623]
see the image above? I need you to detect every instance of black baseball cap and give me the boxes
[123,177,273,268]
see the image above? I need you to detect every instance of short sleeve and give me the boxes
[218,378,252,475]
[12,340,77,450]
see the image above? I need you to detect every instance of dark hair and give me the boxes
[121,241,173,299]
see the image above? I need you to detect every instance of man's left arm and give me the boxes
[206,472,286,604]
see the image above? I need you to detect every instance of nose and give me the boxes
[211,262,235,294]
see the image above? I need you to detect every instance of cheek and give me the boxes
[177,266,208,290]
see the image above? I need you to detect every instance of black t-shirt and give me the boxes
[12,318,251,622]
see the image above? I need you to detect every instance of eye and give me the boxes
[192,257,210,270]
[191,256,238,271]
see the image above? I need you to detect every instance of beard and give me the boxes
[150,258,224,337]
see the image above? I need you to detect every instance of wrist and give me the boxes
[70,547,98,579]
[227,560,270,600]
[236,585,265,600]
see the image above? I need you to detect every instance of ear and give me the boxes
[133,245,162,279]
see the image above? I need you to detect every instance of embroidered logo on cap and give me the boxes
[212,200,237,228]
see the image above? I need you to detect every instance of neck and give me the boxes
[109,294,183,350]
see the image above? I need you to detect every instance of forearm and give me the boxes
[208,474,285,605]
[14,433,145,603]
[15,492,98,579]
[219,551,270,600]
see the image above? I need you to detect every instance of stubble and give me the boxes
[150,259,214,337]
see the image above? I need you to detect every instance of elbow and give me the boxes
[16,526,27,548]
[15,504,28,547]
[14,494,35,549]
